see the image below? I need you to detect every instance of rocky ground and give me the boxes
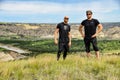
[0,43,29,61]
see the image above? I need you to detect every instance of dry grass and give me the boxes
[23,24,39,30]
[0,53,120,80]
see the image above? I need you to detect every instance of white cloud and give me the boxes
[0,0,119,14]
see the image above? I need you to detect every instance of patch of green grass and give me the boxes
[0,48,10,52]
[0,39,120,80]
[0,39,119,55]
[0,54,120,80]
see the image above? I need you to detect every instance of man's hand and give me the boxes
[68,42,71,47]
[92,33,97,38]
[92,24,103,38]
[82,34,85,38]
[54,28,59,45]
[54,39,58,45]
[79,25,85,38]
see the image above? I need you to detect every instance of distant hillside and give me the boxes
[102,22,120,29]
[0,22,120,40]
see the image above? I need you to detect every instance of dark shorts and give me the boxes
[84,37,99,53]
[58,42,69,52]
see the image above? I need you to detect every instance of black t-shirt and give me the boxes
[81,19,100,38]
[56,22,70,42]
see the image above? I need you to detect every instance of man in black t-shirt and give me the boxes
[54,16,71,61]
[79,10,103,59]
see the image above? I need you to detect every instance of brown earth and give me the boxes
[0,23,120,40]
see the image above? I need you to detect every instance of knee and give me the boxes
[86,48,90,53]
[58,50,62,53]
[93,46,99,51]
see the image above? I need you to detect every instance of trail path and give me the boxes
[0,43,29,61]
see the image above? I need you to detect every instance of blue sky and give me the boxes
[0,0,120,23]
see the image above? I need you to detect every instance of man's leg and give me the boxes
[63,43,69,60]
[57,51,61,61]
[57,43,63,61]
[91,38,99,59]
[87,52,91,58]
[84,38,91,58]
[63,51,67,60]
[95,51,100,59]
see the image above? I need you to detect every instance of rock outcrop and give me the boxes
[0,22,120,40]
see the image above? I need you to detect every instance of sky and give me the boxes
[0,0,120,23]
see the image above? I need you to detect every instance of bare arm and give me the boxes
[79,24,85,38]
[54,28,59,45]
[96,24,103,34]
[92,24,103,38]
[68,32,72,47]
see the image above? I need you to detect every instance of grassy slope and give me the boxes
[0,54,120,80]
[0,39,120,80]
[0,39,119,54]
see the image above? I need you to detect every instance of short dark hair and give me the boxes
[86,10,93,14]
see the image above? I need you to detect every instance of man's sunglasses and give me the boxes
[86,14,91,15]
[64,18,69,20]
